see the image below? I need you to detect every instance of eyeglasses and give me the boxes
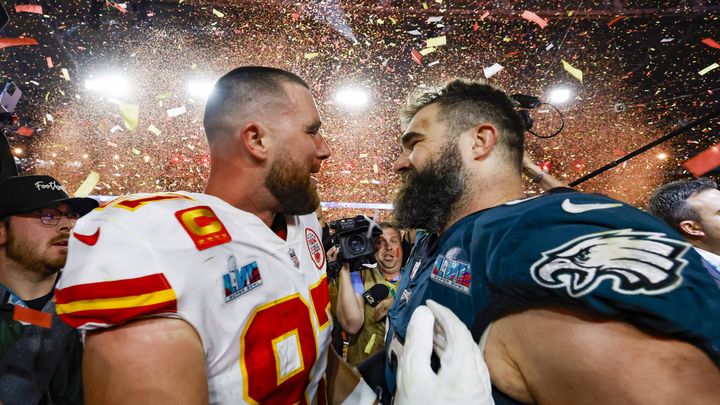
[37,208,80,226]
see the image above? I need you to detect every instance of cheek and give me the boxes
[394,247,401,257]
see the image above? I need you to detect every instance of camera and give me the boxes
[327,215,383,278]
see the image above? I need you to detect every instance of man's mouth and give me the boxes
[53,240,68,247]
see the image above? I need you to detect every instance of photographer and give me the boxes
[329,222,403,366]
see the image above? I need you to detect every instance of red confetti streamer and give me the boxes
[683,143,720,177]
[607,16,626,27]
[411,48,423,64]
[15,4,43,14]
[16,127,34,137]
[0,37,38,49]
[13,306,52,328]
[701,38,720,49]
[46,56,53,68]
[521,10,547,29]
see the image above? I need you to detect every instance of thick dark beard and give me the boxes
[393,142,468,233]
[6,230,65,277]
[266,155,320,216]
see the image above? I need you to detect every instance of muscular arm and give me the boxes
[336,266,365,334]
[522,154,567,191]
[83,317,208,405]
[484,308,720,405]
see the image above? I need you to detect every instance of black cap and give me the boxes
[0,175,99,218]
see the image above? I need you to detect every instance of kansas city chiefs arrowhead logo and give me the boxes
[530,229,690,298]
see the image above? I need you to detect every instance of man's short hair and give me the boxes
[647,177,718,232]
[203,66,309,146]
[400,78,525,168]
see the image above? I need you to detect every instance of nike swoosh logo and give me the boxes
[73,228,100,246]
[561,198,622,214]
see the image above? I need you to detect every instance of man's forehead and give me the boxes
[689,188,720,210]
[401,104,441,141]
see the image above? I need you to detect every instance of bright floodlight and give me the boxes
[334,86,371,110]
[187,79,215,100]
[84,74,131,97]
[548,87,573,104]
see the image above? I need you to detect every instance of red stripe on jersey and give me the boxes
[56,273,173,304]
[58,300,178,329]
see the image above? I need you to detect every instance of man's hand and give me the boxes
[372,295,394,323]
[395,300,494,405]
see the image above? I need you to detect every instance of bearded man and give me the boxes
[55,66,371,404]
[383,79,720,405]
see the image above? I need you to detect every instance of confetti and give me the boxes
[701,38,720,49]
[699,63,719,76]
[0,37,38,49]
[607,16,626,27]
[480,11,490,20]
[46,56,53,68]
[16,127,34,137]
[521,11,548,29]
[304,52,320,59]
[61,68,70,81]
[483,63,504,78]
[427,60,440,67]
[15,4,43,14]
[212,9,224,18]
[147,124,161,135]
[426,16,443,23]
[407,30,422,36]
[683,144,720,176]
[426,35,446,48]
[119,102,139,130]
[74,171,100,197]
[561,59,583,82]
[131,148,141,155]
[419,47,436,56]
[411,48,423,64]
[167,105,187,118]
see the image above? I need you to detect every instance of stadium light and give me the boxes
[548,87,573,105]
[84,73,131,97]
[333,86,371,110]
[187,79,215,100]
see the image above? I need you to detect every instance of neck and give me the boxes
[441,171,525,233]
[379,266,400,279]
[0,258,57,301]
[205,160,278,227]
[694,240,720,257]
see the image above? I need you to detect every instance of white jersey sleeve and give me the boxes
[56,191,332,405]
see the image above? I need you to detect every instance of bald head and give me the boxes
[203,66,310,147]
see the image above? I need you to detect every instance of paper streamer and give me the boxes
[0,37,38,49]
[521,10,547,29]
[699,63,719,76]
[483,63,504,78]
[426,35,447,47]
[562,59,583,82]
[15,4,43,14]
[701,38,720,49]
[120,102,139,130]
[74,171,100,198]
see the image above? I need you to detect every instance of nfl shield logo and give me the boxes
[305,228,325,270]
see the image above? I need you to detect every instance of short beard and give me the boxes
[6,229,65,277]
[266,154,320,216]
[393,141,468,234]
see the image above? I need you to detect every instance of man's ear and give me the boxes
[679,220,704,239]
[0,220,7,246]
[470,123,499,161]
[237,122,270,161]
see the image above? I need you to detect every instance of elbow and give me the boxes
[337,312,364,334]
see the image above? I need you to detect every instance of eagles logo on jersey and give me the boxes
[530,229,690,298]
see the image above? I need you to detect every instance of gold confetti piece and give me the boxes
[119,102,139,130]
[359,153,368,158]
[212,9,224,18]
[373,164,379,174]
[562,59,583,82]
[187,144,195,151]
[419,47,436,56]
[73,171,100,198]
[699,63,719,76]
[304,52,320,59]
[389,17,397,24]
[147,124,161,135]
[131,148,141,155]
[422,2,428,10]
[503,37,512,42]
[426,35,446,47]
[61,68,70,81]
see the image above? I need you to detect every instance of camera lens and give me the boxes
[6,83,15,96]
[347,234,366,254]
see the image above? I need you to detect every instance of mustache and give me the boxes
[50,233,70,245]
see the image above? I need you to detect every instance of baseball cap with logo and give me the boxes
[0,175,99,218]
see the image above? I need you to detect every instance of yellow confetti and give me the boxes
[147,124,161,135]
[212,9,224,18]
[131,148,141,155]
[73,171,100,198]
[426,35,446,47]
[422,2,428,9]
[304,52,320,60]
[373,164,379,174]
[699,63,719,76]
[503,37,512,42]
[568,10,574,17]
[61,68,70,81]
[376,18,384,24]
[562,59,583,82]
[359,153,368,158]
[119,102,139,131]
[419,47,437,56]
[389,17,397,24]
[364,333,376,354]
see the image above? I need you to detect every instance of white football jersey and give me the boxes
[56,192,332,404]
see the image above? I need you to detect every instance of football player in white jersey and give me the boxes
[55,67,352,404]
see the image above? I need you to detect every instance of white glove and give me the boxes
[395,300,494,405]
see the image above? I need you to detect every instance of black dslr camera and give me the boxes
[327,215,382,278]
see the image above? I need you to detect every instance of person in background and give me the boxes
[0,175,97,405]
[647,177,720,284]
[330,222,403,365]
